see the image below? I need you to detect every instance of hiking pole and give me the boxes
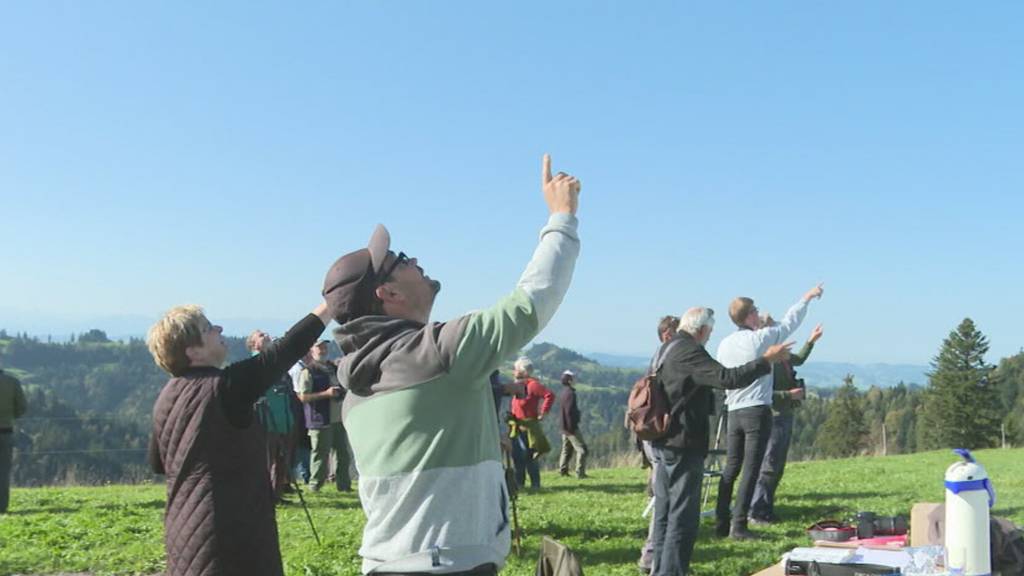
[291,479,322,546]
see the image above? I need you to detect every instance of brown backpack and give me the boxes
[626,340,679,441]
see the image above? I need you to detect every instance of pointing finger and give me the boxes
[542,154,552,185]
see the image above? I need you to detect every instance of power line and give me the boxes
[14,448,148,456]
[18,416,147,422]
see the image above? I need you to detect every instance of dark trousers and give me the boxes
[750,411,795,520]
[650,445,705,576]
[292,443,311,484]
[716,405,771,525]
[512,431,541,489]
[0,432,11,513]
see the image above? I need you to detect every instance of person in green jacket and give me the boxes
[322,154,581,575]
[0,367,28,513]
[749,322,823,524]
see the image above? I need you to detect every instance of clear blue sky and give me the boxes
[2,2,1021,364]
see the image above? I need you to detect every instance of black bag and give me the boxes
[992,517,1024,575]
[535,536,583,576]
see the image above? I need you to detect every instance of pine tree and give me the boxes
[919,318,1002,450]
[814,374,867,458]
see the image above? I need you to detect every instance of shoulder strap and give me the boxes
[653,337,703,414]
[649,339,681,375]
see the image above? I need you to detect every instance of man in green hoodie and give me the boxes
[321,154,581,575]
[0,365,28,513]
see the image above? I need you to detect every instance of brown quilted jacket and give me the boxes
[149,314,323,576]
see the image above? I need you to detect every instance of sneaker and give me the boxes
[559,471,570,477]
[577,472,590,479]
[749,516,774,526]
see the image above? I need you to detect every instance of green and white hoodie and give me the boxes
[334,213,580,574]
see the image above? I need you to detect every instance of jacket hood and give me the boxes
[332,315,425,396]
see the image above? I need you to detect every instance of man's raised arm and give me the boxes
[765,283,824,344]
[440,154,582,376]
[516,154,582,331]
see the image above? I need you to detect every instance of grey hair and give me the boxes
[678,307,715,336]
[513,356,533,373]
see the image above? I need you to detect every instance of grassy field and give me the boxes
[1,448,1022,576]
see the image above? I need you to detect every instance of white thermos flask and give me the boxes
[944,448,994,576]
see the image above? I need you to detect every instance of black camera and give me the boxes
[854,512,908,538]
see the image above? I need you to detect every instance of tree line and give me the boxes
[1,317,1021,485]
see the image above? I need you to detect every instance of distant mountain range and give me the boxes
[586,351,928,389]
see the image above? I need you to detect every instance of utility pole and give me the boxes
[881,423,888,456]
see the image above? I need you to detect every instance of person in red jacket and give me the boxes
[509,356,554,490]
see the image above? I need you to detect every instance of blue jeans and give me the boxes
[511,431,541,489]
[750,411,795,520]
[292,443,311,485]
[639,442,659,571]
[650,445,705,576]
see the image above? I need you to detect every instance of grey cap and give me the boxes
[322,224,392,323]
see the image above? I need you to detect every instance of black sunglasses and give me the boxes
[379,252,408,283]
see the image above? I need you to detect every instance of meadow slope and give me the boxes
[1,448,1021,576]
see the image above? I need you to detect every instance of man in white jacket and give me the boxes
[714,283,823,539]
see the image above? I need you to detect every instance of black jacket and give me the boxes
[148,314,323,576]
[653,331,770,454]
[559,386,580,434]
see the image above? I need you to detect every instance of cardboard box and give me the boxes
[910,502,943,547]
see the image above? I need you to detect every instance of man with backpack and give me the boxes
[638,315,680,574]
[247,330,301,502]
[649,307,791,576]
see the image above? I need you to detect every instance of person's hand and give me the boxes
[803,282,824,302]
[542,154,581,215]
[500,436,512,454]
[537,413,545,421]
[503,382,526,397]
[329,387,343,398]
[762,342,794,363]
[808,324,824,344]
[788,387,806,401]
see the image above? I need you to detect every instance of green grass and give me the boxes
[2,448,1022,575]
